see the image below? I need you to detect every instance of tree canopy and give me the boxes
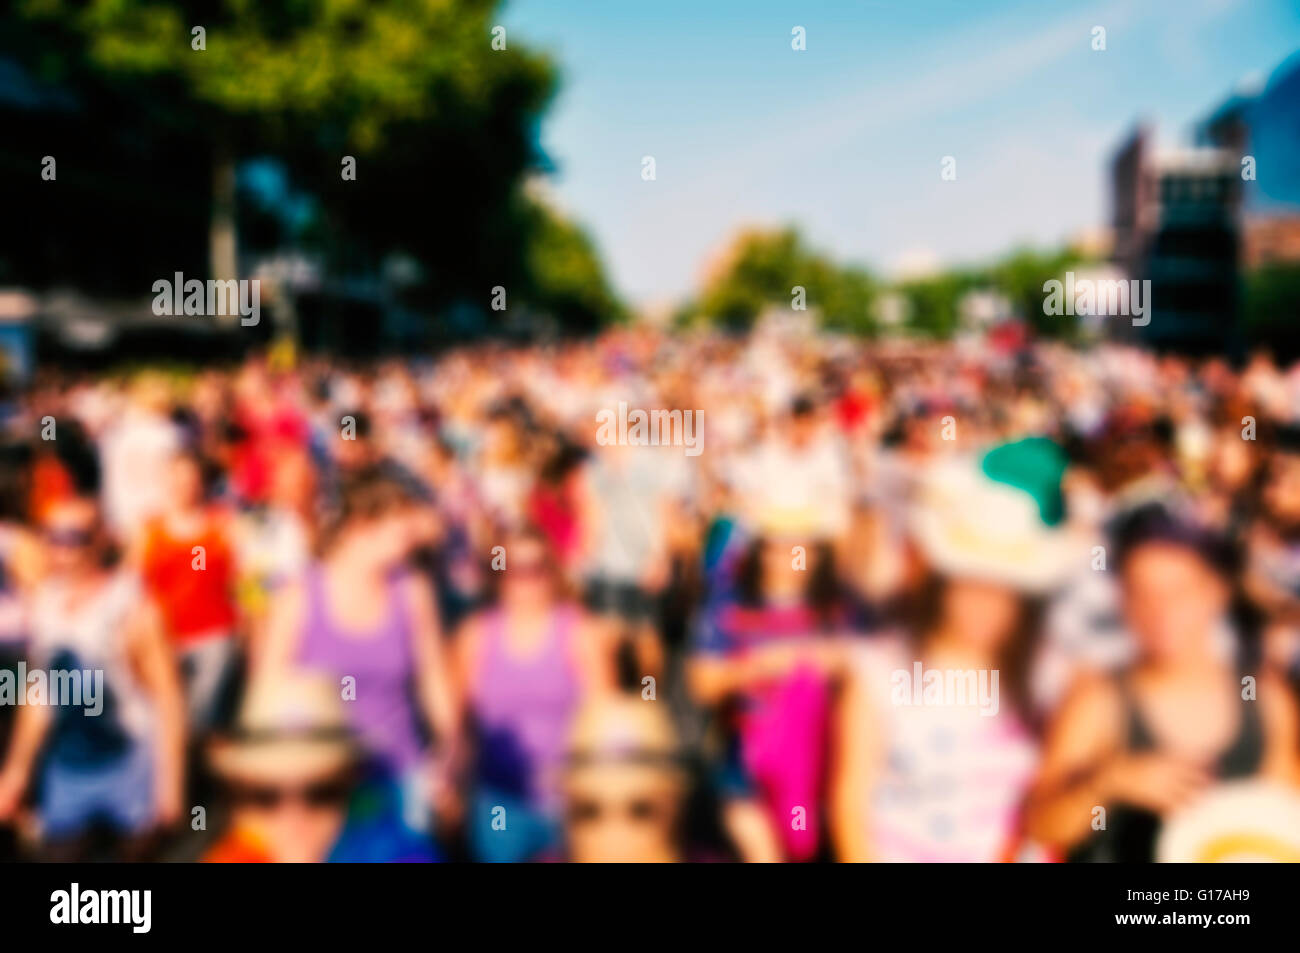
[0,0,622,333]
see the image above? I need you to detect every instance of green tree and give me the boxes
[896,272,976,338]
[692,227,877,333]
[6,1,615,330]
[1244,263,1300,358]
[988,246,1096,339]
[518,196,625,333]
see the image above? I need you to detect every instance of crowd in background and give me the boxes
[0,321,1298,862]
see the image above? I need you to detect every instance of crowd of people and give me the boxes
[0,320,1298,862]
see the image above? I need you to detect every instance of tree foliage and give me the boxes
[1,0,622,331]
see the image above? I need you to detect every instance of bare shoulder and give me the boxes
[1258,670,1299,725]
[1043,668,1127,755]
[400,572,437,612]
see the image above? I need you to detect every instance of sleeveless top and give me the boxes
[30,573,154,768]
[297,566,424,776]
[141,511,238,644]
[470,605,582,810]
[1068,668,1263,863]
[854,637,1040,862]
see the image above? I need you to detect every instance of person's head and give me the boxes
[334,410,375,470]
[902,571,1040,721]
[209,673,360,863]
[482,406,523,464]
[785,394,819,448]
[932,576,1030,654]
[42,496,106,575]
[1263,446,1300,533]
[486,523,565,609]
[736,535,837,621]
[1208,424,1256,494]
[905,439,1068,689]
[319,468,416,570]
[165,449,208,510]
[1115,505,1234,664]
[561,695,687,863]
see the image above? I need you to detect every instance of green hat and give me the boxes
[980,437,1069,527]
[908,438,1079,593]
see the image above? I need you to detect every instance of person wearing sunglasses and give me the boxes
[258,467,458,837]
[557,695,696,863]
[0,497,185,860]
[454,524,616,862]
[206,671,437,863]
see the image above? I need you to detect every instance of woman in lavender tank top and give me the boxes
[258,470,458,834]
[454,525,615,862]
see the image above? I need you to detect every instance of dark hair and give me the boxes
[538,435,587,485]
[50,419,100,496]
[903,573,1043,727]
[734,537,840,629]
[172,448,222,502]
[1111,503,1237,579]
[315,467,413,555]
[341,410,372,441]
[789,394,817,418]
[480,521,568,604]
[0,442,32,522]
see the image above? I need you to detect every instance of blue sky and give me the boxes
[503,0,1300,305]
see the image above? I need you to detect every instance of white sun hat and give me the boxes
[1158,779,1300,863]
[907,439,1083,594]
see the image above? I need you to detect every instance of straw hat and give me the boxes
[209,672,359,785]
[564,695,684,780]
[908,438,1081,594]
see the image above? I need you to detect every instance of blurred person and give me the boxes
[98,374,181,539]
[555,694,696,863]
[0,446,40,859]
[420,437,485,631]
[1025,504,1300,862]
[0,443,41,655]
[226,362,309,507]
[259,468,458,834]
[579,437,680,683]
[233,446,314,646]
[1031,460,1130,713]
[474,404,533,526]
[832,440,1076,862]
[729,393,851,544]
[327,408,428,497]
[689,526,846,862]
[0,497,185,860]
[527,433,587,577]
[137,449,240,733]
[28,416,100,524]
[1199,419,1262,533]
[1244,427,1300,622]
[206,672,437,862]
[454,524,616,862]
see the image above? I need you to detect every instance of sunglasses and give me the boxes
[45,527,95,548]
[230,778,353,812]
[565,796,675,828]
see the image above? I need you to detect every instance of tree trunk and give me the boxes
[210,144,238,325]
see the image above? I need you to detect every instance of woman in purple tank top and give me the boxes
[258,470,458,833]
[454,525,615,862]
